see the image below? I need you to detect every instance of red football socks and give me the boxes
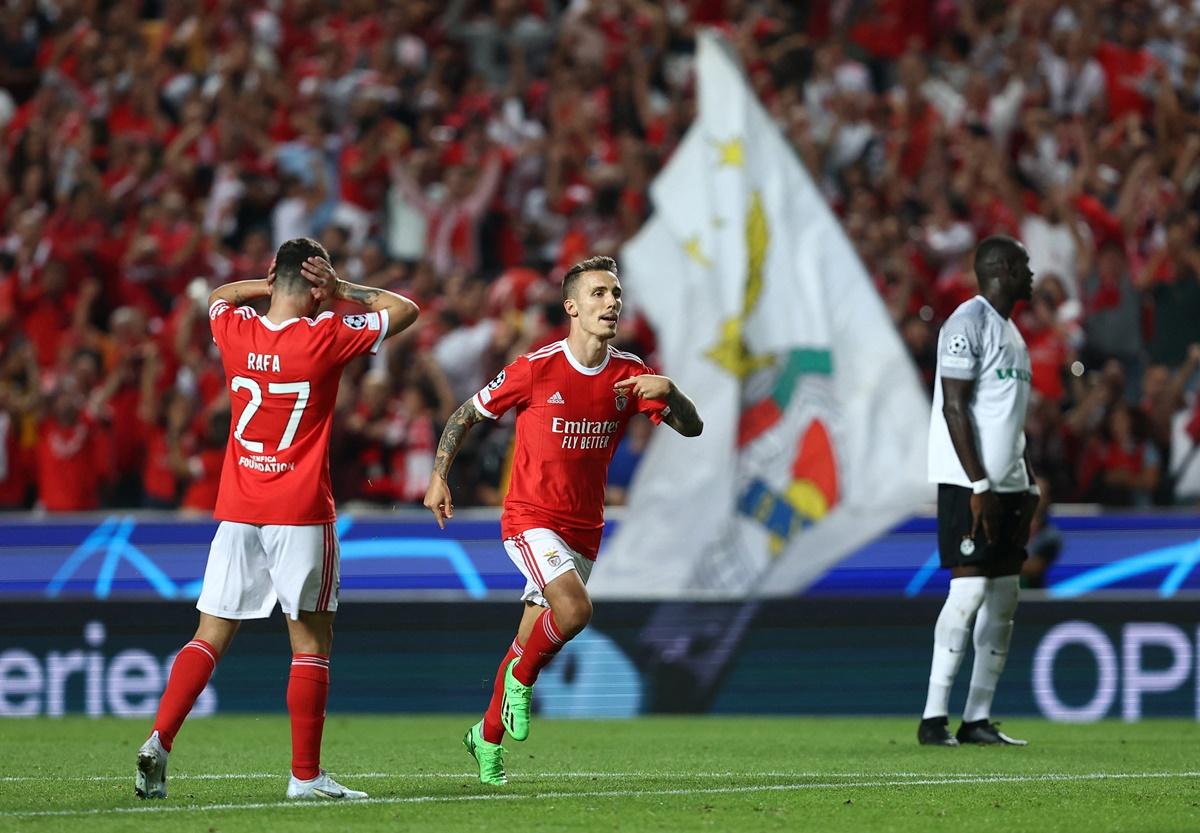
[512,609,565,686]
[152,639,219,751]
[482,639,523,743]
[287,654,330,781]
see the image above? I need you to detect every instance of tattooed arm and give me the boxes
[207,279,271,308]
[423,398,488,528]
[208,257,278,307]
[613,375,704,437]
[661,383,704,438]
[301,257,419,337]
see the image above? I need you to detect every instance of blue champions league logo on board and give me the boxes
[15,515,491,600]
[3,512,1200,600]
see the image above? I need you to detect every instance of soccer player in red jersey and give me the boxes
[423,256,703,785]
[135,238,418,801]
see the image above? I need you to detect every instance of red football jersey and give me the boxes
[209,300,388,524]
[473,340,668,559]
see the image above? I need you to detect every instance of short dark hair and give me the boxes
[274,237,330,295]
[973,235,1024,286]
[562,255,618,301]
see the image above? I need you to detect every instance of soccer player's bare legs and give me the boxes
[510,571,593,661]
[537,570,592,642]
[193,612,241,655]
[287,609,335,654]
[515,600,543,645]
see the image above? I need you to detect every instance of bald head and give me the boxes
[973,234,1034,310]
[974,235,1026,288]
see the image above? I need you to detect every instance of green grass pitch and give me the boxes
[1,716,1197,832]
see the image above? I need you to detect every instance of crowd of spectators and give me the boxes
[2,0,1200,514]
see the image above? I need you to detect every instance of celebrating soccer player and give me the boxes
[135,239,418,800]
[919,235,1039,747]
[424,255,703,785]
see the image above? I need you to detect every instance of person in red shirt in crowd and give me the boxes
[345,369,405,504]
[1020,276,1080,405]
[164,95,220,169]
[22,261,97,370]
[390,134,504,278]
[178,408,230,516]
[1078,401,1161,506]
[0,335,37,509]
[424,255,703,785]
[849,0,931,63]
[92,307,166,504]
[886,52,941,181]
[135,238,418,802]
[140,388,196,509]
[345,368,443,505]
[0,386,31,508]
[146,188,204,302]
[36,375,109,512]
[1095,14,1161,122]
[45,184,106,281]
[391,351,454,503]
[333,113,394,245]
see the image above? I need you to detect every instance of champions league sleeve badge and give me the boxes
[959,536,976,556]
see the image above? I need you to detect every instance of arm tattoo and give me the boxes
[220,279,269,306]
[664,385,703,437]
[433,399,485,479]
[336,283,381,306]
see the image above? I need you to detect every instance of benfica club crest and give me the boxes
[615,390,629,412]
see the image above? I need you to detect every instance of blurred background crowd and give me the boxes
[3,0,1200,514]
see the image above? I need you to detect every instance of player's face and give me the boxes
[1011,250,1034,302]
[568,271,622,339]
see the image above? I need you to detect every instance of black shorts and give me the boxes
[937,484,1028,572]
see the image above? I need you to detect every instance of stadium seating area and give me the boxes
[2,0,1199,512]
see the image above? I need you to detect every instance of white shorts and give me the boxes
[196,521,340,620]
[503,528,594,608]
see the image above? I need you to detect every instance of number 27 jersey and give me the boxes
[209,300,388,525]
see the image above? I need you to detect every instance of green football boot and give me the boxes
[463,721,507,786]
[501,658,533,741]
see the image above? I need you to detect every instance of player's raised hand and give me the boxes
[423,475,454,529]
[614,374,672,401]
[301,256,339,303]
[266,256,276,291]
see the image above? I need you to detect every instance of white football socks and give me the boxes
[963,575,1020,723]
[922,576,987,719]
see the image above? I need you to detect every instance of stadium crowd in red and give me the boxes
[1,0,1199,513]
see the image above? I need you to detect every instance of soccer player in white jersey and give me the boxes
[423,256,703,785]
[134,240,418,799]
[920,235,1039,747]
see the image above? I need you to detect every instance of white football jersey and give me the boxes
[927,296,1032,492]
